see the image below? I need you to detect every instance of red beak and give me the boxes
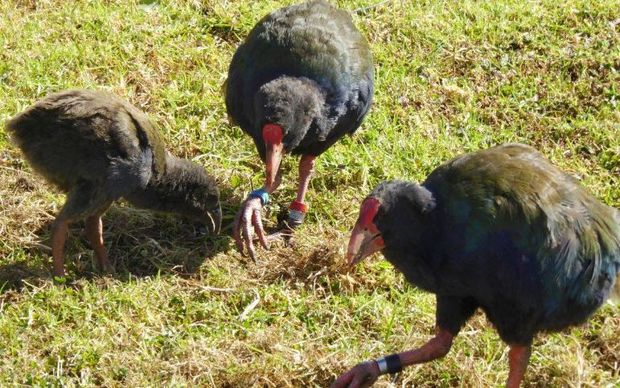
[346,222,385,266]
[263,124,284,191]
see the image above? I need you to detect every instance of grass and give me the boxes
[0,0,619,386]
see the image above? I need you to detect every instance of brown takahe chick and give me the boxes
[6,90,221,278]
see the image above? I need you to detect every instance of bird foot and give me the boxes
[263,216,304,247]
[266,228,295,246]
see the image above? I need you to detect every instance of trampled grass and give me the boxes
[0,0,619,386]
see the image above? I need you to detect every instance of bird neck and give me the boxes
[376,183,441,289]
[124,153,206,218]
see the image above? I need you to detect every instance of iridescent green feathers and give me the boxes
[424,143,620,305]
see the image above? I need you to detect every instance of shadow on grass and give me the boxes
[0,203,237,290]
[101,207,232,279]
[0,261,49,292]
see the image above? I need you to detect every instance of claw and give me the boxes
[233,197,268,261]
[242,221,255,261]
[252,209,269,249]
[242,202,255,259]
[264,228,295,249]
[233,206,245,254]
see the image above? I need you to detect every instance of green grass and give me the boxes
[1,0,619,386]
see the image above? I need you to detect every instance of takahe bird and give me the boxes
[334,143,620,388]
[225,0,374,259]
[6,90,222,278]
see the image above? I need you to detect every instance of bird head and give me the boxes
[254,76,325,190]
[346,181,436,266]
[187,171,222,235]
[157,156,222,235]
[255,76,324,150]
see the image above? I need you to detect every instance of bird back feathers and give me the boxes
[424,144,620,310]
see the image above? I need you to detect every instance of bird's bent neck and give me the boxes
[124,153,209,218]
[150,153,206,195]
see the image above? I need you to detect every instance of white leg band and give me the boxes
[376,357,388,374]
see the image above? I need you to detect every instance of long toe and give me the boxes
[265,228,295,247]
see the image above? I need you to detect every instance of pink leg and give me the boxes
[51,217,69,278]
[331,328,455,388]
[398,327,454,366]
[506,345,531,388]
[283,154,316,230]
[85,215,113,274]
[295,154,316,204]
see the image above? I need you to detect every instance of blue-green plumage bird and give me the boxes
[225,0,374,259]
[337,143,620,388]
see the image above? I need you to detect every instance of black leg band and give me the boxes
[385,354,402,374]
[376,353,403,375]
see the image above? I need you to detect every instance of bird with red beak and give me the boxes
[224,0,374,261]
[333,144,620,388]
[346,197,385,266]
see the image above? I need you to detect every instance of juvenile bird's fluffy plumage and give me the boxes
[8,90,165,197]
[7,90,220,224]
[6,90,221,276]
[371,144,620,344]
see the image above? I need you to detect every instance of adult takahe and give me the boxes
[6,90,221,277]
[334,143,620,388]
[225,0,374,259]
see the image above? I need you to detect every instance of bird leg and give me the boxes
[296,155,317,204]
[331,327,454,388]
[266,154,317,244]
[49,183,111,277]
[85,215,113,274]
[233,196,269,261]
[232,169,283,261]
[51,216,70,278]
[506,344,531,388]
[395,327,455,366]
[287,154,316,228]
[233,124,284,260]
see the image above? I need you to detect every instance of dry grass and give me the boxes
[0,0,619,386]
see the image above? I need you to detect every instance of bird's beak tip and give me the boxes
[214,210,222,235]
[207,204,223,235]
[345,224,384,267]
[345,251,360,266]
